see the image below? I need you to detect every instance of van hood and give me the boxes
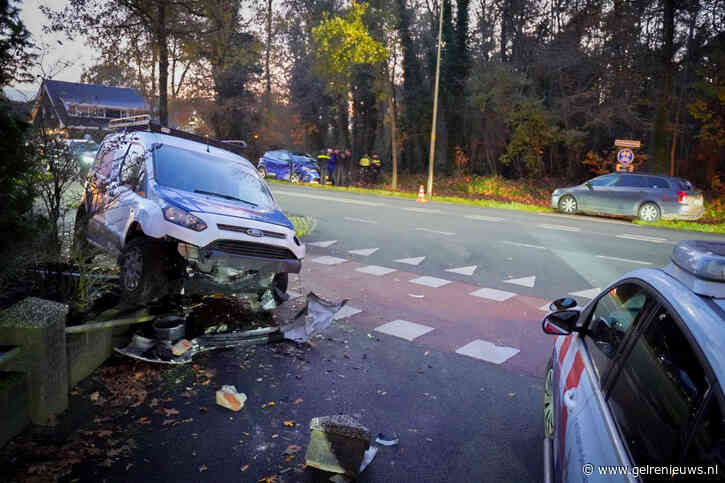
[156,186,293,230]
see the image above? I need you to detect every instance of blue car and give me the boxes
[257,149,320,184]
[542,240,725,482]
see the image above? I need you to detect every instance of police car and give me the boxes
[542,240,725,482]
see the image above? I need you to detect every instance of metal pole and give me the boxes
[426,1,444,200]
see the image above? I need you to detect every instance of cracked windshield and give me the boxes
[1,0,724,482]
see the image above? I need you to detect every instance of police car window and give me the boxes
[646,177,670,189]
[615,175,646,188]
[608,306,708,466]
[685,396,725,468]
[586,283,649,381]
[590,174,617,187]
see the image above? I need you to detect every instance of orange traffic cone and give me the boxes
[417,185,427,203]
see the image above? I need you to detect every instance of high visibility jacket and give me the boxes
[359,157,370,167]
[317,154,330,161]
[371,157,381,167]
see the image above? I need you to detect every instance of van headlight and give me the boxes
[163,206,207,231]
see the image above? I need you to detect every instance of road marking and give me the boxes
[538,223,581,232]
[569,288,601,299]
[344,216,378,224]
[455,339,520,364]
[504,275,536,288]
[415,227,455,236]
[274,190,383,206]
[536,212,632,226]
[465,215,504,222]
[404,207,444,214]
[307,240,337,248]
[595,255,652,265]
[375,320,435,341]
[348,248,379,256]
[445,265,477,276]
[501,241,547,250]
[394,256,426,266]
[356,265,397,276]
[333,305,362,320]
[539,304,551,312]
[408,294,425,298]
[470,287,517,301]
[410,276,452,288]
[309,256,348,266]
[616,233,668,243]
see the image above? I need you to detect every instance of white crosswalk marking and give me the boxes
[404,207,444,214]
[415,228,455,236]
[309,256,348,265]
[455,340,520,364]
[308,240,337,248]
[445,265,477,276]
[569,288,601,299]
[501,240,547,250]
[465,215,503,222]
[538,224,581,232]
[394,256,426,266]
[356,265,397,276]
[410,276,451,288]
[504,276,536,288]
[344,216,378,224]
[375,320,435,341]
[595,255,652,265]
[348,248,379,256]
[469,287,517,302]
[616,233,669,244]
[333,305,362,320]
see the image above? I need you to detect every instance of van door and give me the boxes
[105,143,147,251]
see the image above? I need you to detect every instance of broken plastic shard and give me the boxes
[282,293,347,343]
[375,433,399,446]
[359,446,377,472]
[216,385,247,411]
[260,289,276,311]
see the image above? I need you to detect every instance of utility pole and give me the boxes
[426,1,444,200]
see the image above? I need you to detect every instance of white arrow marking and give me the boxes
[569,288,602,299]
[504,276,536,288]
[394,256,426,266]
[445,265,477,276]
[348,248,379,256]
[308,240,337,248]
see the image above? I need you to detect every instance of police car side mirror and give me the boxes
[550,297,577,312]
[585,181,593,190]
[542,310,580,336]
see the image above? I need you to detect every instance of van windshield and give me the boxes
[153,144,275,209]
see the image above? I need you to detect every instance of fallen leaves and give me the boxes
[283,421,295,427]
[199,464,208,472]
[163,408,179,417]
[241,464,249,472]
[283,444,301,456]
[262,401,276,408]
[293,398,304,405]
[136,417,151,425]
[90,391,100,402]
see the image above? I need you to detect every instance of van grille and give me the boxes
[207,240,296,260]
[217,224,286,239]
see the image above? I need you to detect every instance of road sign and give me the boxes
[614,139,641,149]
[616,163,634,172]
[617,148,634,165]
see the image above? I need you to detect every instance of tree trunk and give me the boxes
[653,0,674,173]
[158,2,169,126]
[265,0,272,109]
[390,94,399,190]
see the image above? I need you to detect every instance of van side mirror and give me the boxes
[550,297,577,312]
[542,310,580,336]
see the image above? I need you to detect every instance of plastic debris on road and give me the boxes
[215,385,247,411]
[305,415,371,477]
[282,293,347,343]
[375,432,400,446]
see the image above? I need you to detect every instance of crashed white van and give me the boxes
[73,116,305,306]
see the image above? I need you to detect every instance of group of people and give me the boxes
[316,148,383,185]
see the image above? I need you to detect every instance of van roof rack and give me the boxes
[108,115,246,156]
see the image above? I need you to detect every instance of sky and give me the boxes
[7,0,92,100]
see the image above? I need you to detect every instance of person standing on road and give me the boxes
[371,153,382,184]
[359,154,371,183]
[317,150,330,185]
[327,148,337,185]
[334,149,346,185]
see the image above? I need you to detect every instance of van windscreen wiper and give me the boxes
[194,190,258,207]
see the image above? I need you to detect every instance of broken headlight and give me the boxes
[163,206,207,231]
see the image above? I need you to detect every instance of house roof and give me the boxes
[35,79,149,130]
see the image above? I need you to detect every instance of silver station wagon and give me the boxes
[551,173,704,221]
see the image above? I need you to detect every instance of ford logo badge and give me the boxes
[246,228,264,237]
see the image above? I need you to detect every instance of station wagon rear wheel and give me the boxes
[638,202,660,222]
[558,195,577,214]
[544,357,554,439]
[290,172,301,184]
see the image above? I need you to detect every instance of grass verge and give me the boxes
[634,220,725,235]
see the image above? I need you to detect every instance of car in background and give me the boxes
[257,149,320,184]
[551,173,704,221]
[542,240,725,482]
[66,139,100,175]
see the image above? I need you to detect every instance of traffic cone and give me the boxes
[417,185,427,203]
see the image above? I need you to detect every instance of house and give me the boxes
[31,79,149,137]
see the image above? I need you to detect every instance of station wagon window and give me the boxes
[684,396,725,467]
[615,175,647,188]
[586,283,650,381]
[646,177,670,189]
[590,174,618,187]
[607,306,708,466]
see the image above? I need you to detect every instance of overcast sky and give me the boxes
[10,0,91,98]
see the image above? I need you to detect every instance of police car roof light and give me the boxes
[671,241,725,282]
